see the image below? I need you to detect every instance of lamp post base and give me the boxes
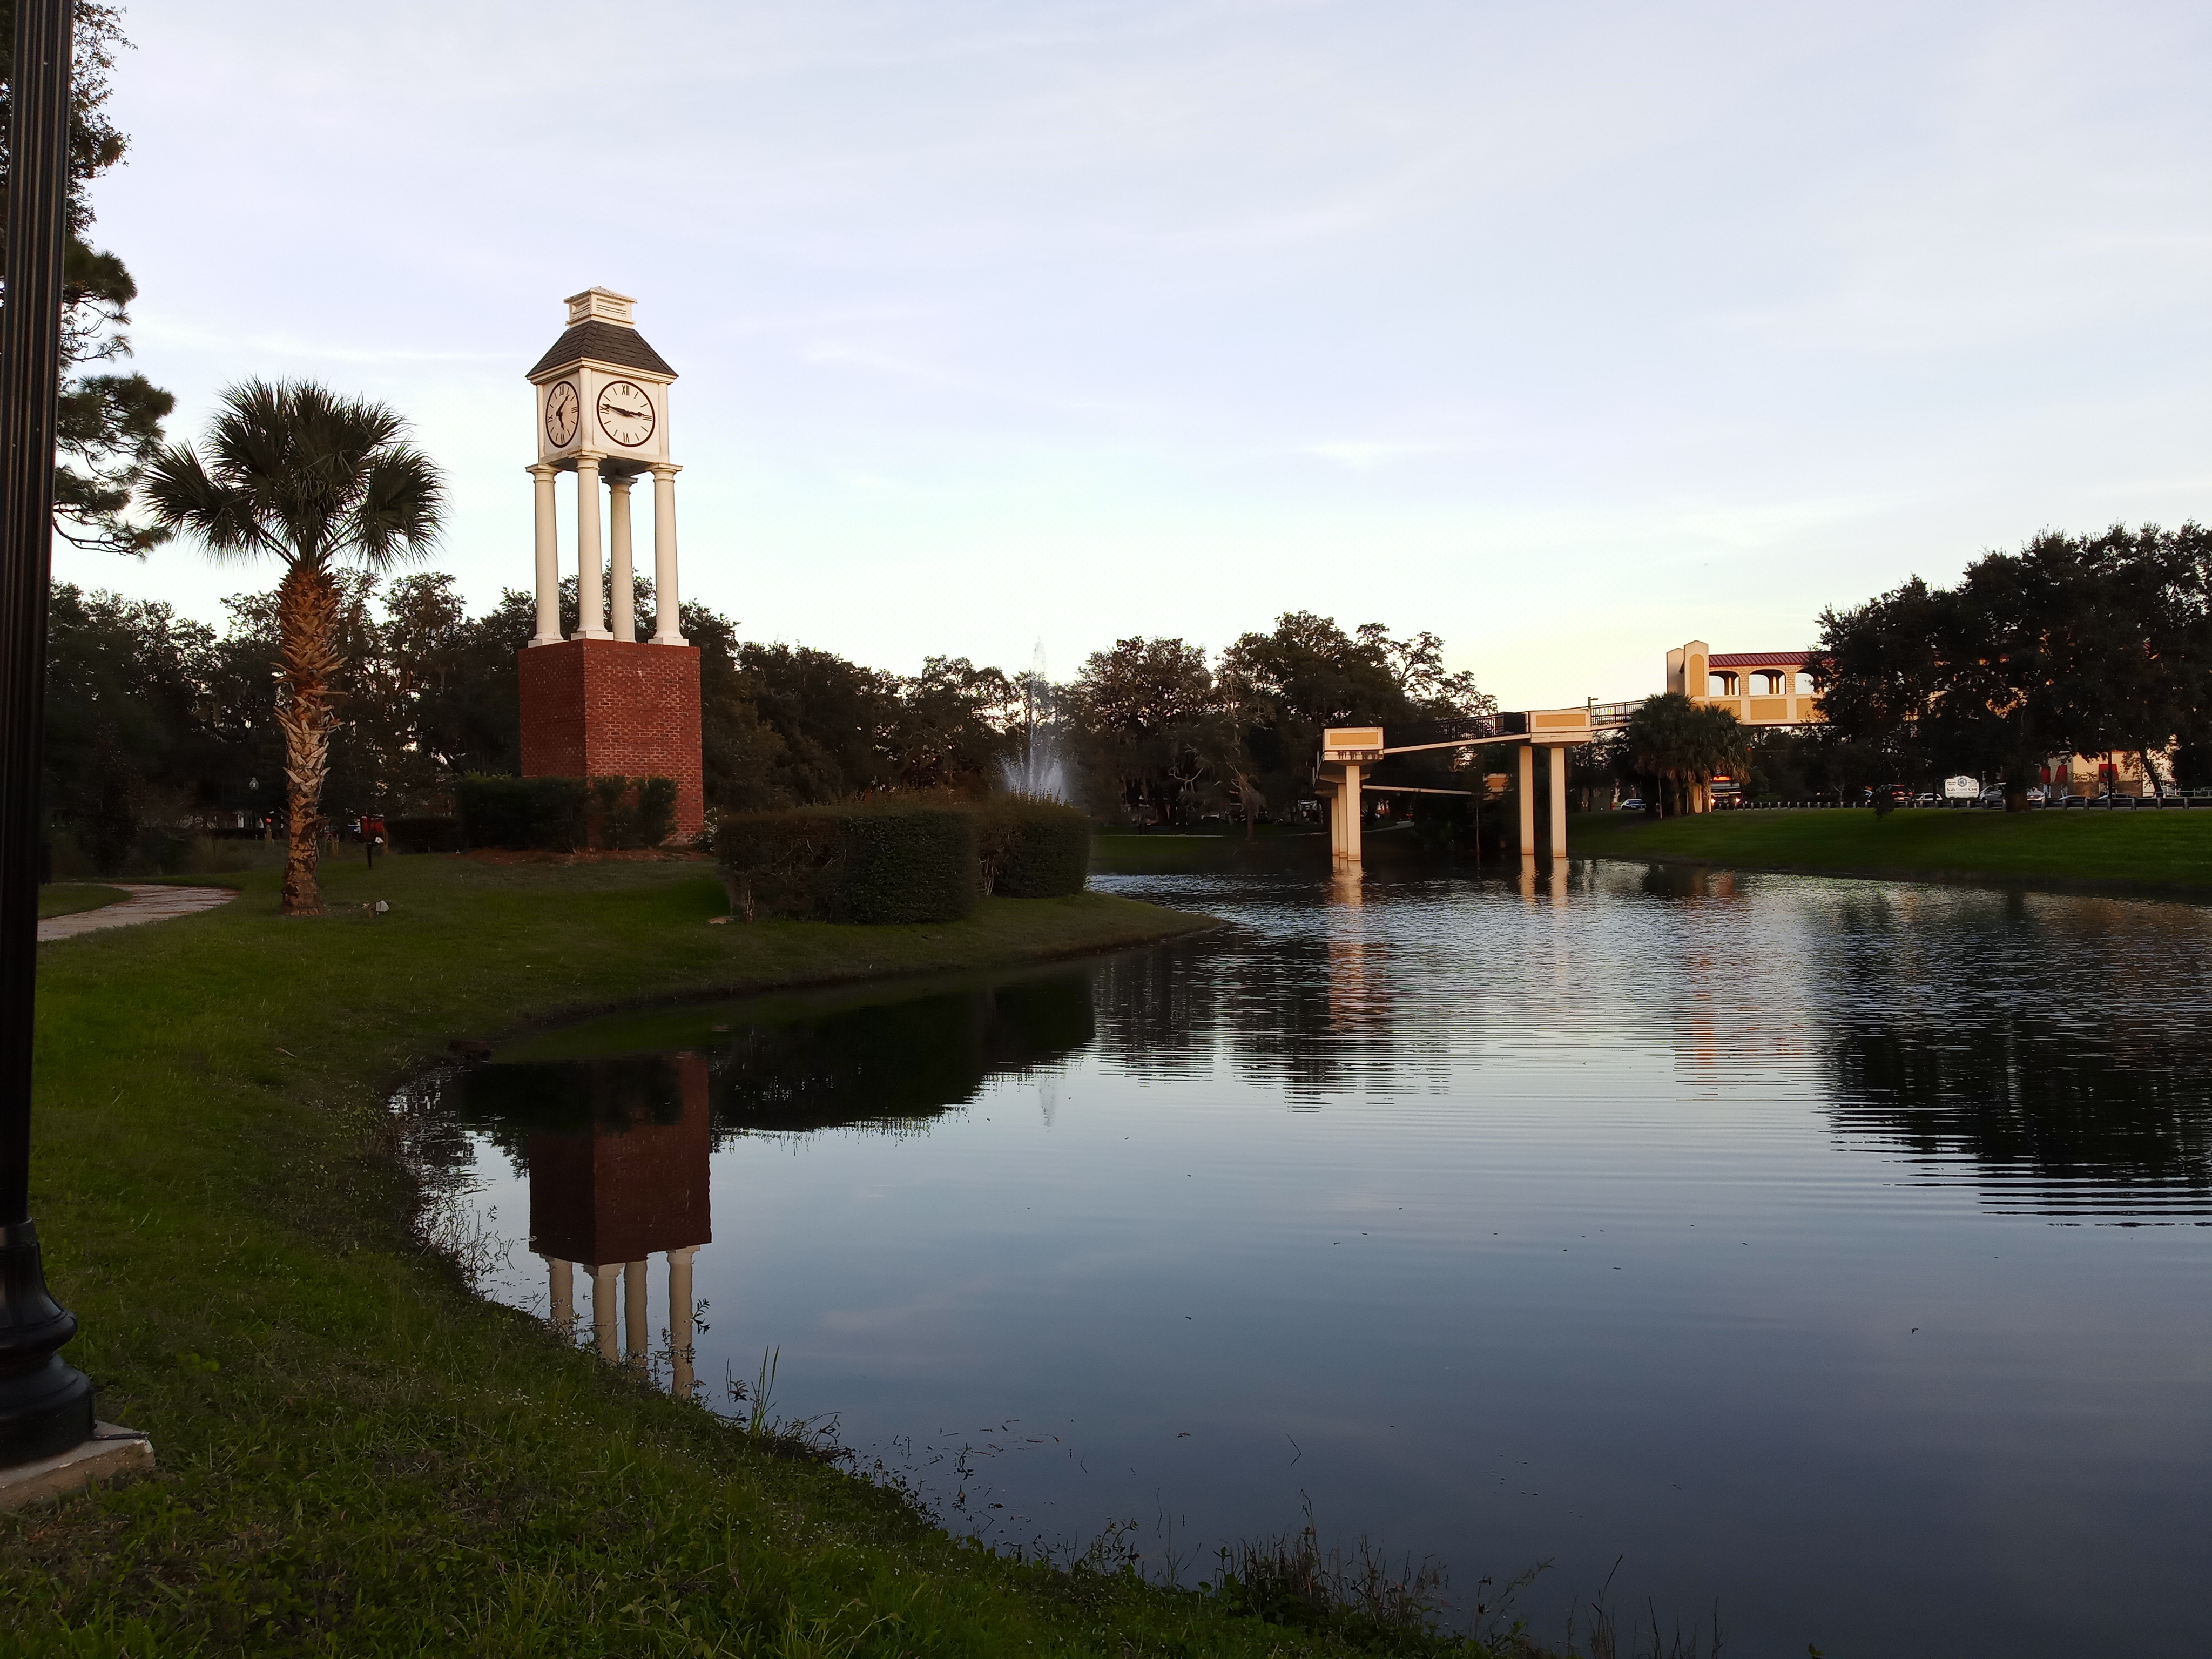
[0,1220,92,1465]
[0,1421,150,1510]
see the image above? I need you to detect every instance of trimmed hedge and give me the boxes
[387,815,461,854]
[714,799,1088,922]
[974,798,1090,897]
[588,776,679,849]
[638,778,679,846]
[455,776,588,852]
[456,775,679,851]
[716,805,977,924]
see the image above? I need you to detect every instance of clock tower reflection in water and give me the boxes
[518,287,706,838]
[524,1054,712,1394]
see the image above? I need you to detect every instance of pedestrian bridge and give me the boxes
[1316,706,1592,876]
[1316,640,1826,875]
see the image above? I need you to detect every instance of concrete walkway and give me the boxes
[38,882,237,943]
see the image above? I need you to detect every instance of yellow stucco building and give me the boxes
[1667,640,1824,727]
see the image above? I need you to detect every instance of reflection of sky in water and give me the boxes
[408,866,2212,1658]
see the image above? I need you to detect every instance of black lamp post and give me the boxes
[0,0,93,1467]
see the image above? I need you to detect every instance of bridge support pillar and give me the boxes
[1547,743,1568,860]
[1516,743,1535,857]
[1340,763,1362,875]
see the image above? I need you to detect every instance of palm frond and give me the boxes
[143,378,448,575]
[141,441,276,561]
[349,443,447,569]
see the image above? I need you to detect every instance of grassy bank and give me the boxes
[1569,806,2212,892]
[2,855,1527,1657]
[37,883,127,920]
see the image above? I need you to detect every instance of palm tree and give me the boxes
[1625,693,1749,815]
[145,381,444,915]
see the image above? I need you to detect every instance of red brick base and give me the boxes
[518,639,705,839]
[527,1055,711,1265]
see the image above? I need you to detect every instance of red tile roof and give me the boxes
[1707,651,1810,668]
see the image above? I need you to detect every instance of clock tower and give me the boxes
[516,287,705,838]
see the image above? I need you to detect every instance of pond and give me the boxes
[399,864,2212,1656]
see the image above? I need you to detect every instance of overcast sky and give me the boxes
[58,0,2211,707]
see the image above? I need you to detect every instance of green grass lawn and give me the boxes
[1568,805,2212,891]
[4,855,1517,1657]
[37,882,129,920]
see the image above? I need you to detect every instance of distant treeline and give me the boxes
[1808,522,2212,800]
[45,574,1496,868]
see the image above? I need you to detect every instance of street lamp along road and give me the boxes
[0,0,127,1485]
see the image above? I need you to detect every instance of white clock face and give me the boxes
[543,381,579,447]
[596,380,656,447]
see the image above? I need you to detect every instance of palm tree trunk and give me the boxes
[275,564,341,916]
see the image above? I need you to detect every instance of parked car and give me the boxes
[1617,798,1647,812]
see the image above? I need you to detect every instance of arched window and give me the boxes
[1709,671,1737,696]
[1795,671,1815,694]
[1755,671,1783,695]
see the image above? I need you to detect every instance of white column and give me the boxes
[650,463,686,644]
[608,475,636,642]
[529,464,560,646]
[624,1259,650,1371]
[667,1245,699,1398]
[591,1263,619,1362]
[545,1255,574,1339]
[573,454,612,640]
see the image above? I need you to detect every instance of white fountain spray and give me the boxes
[997,640,1073,803]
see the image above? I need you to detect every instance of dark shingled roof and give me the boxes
[527,320,676,381]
